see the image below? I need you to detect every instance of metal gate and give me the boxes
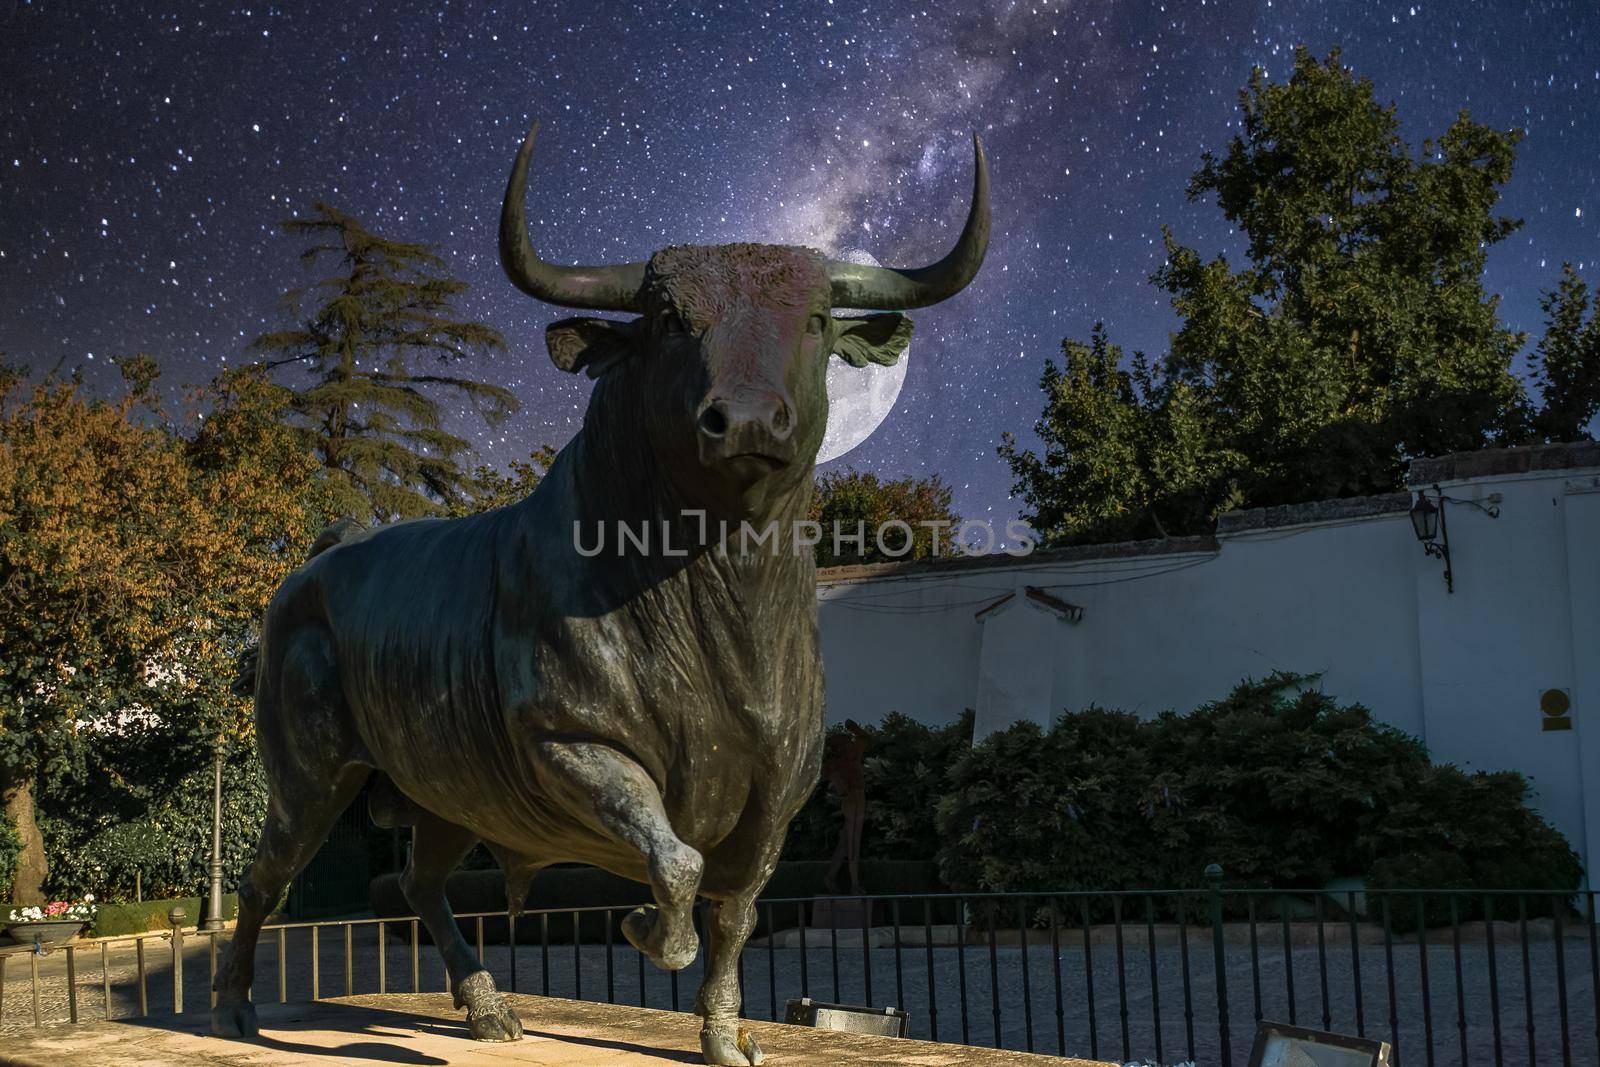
[286,797,373,918]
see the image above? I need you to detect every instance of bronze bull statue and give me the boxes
[212,120,989,1064]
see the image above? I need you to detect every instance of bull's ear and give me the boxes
[832,313,913,368]
[545,316,640,378]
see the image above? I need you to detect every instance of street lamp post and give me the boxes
[204,743,224,930]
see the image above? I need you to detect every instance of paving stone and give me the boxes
[0,992,1117,1066]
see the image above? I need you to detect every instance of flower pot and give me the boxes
[5,919,85,948]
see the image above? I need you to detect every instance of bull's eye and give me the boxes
[805,314,827,337]
[660,309,686,336]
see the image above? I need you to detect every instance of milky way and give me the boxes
[3,0,1596,521]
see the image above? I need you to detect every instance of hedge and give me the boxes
[775,674,1581,909]
[90,893,239,937]
[783,711,974,866]
[932,674,1583,901]
[24,672,1577,922]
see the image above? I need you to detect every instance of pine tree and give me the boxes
[251,203,517,522]
[1530,265,1600,443]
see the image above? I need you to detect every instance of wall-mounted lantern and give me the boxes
[1409,483,1500,594]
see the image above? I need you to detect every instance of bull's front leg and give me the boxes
[695,894,765,1066]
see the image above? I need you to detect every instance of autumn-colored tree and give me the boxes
[0,359,322,902]
[810,467,961,566]
[173,367,330,731]
[1004,49,1531,544]
[0,358,189,900]
[39,366,329,902]
[251,203,517,522]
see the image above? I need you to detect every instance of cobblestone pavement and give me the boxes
[2,922,1594,1066]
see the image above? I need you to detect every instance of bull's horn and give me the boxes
[826,132,991,310]
[500,121,647,312]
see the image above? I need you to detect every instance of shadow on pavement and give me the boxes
[522,1028,704,1064]
[119,1004,459,1064]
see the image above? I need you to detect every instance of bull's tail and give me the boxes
[230,517,365,700]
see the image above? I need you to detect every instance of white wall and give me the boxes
[1564,476,1600,883]
[816,445,1600,878]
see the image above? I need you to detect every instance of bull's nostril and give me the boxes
[770,404,791,435]
[698,405,729,438]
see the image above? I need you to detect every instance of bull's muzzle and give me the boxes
[696,390,796,473]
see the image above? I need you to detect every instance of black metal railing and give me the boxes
[2,877,1595,1066]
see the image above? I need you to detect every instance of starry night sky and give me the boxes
[3,0,1596,523]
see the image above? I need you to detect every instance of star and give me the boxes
[1,0,1596,519]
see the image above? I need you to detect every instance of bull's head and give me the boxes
[500,122,989,520]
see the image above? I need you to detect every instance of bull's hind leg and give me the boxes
[212,626,367,1039]
[400,813,522,1041]
[536,740,702,969]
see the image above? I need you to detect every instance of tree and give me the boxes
[172,367,331,736]
[810,467,960,566]
[448,445,559,517]
[999,325,1227,543]
[251,203,517,522]
[0,359,322,902]
[0,359,192,900]
[1004,48,1530,544]
[1530,265,1600,443]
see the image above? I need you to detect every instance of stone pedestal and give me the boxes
[0,993,1116,1066]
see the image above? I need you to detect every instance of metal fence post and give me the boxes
[1206,863,1233,1066]
[168,906,187,1014]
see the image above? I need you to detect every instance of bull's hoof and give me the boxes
[468,1002,523,1042]
[623,905,697,970]
[701,1024,764,1066]
[455,970,523,1042]
[210,997,258,1039]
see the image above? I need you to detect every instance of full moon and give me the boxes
[817,249,911,465]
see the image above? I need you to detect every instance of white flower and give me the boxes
[83,894,94,903]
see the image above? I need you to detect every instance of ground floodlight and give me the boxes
[1248,1021,1393,1066]
[783,997,909,1038]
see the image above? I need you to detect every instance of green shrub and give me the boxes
[936,709,1154,893]
[40,727,268,902]
[924,674,1582,905]
[865,711,973,861]
[90,894,237,936]
[1364,763,1583,929]
[781,712,976,877]
[1139,674,1431,888]
[780,762,843,864]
